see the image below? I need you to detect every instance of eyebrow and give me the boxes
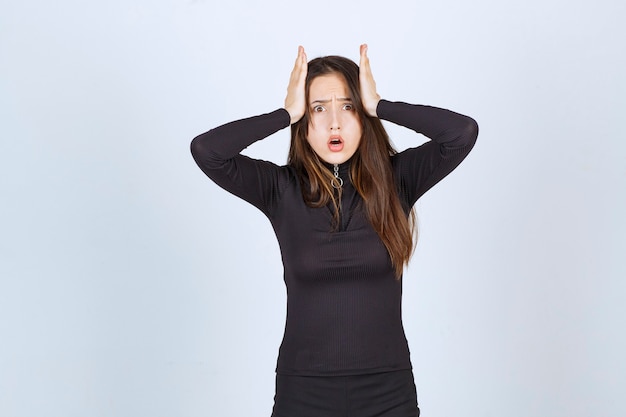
[310,97,352,105]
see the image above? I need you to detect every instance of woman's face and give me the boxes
[306,73,362,165]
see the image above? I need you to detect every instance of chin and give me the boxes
[321,155,349,165]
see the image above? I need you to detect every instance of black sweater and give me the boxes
[191,99,478,376]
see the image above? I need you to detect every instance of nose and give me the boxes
[329,106,341,131]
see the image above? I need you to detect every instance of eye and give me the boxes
[342,103,354,111]
[312,105,325,113]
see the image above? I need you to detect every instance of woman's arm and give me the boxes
[378,100,478,151]
[191,108,291,166]
[190,47,309,215]
[190,109,291,215]
[381,100,478,206]
[359,44,478,205]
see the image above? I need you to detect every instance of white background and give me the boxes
[1,0,625,416]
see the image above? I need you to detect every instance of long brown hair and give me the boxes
[288,55,416,278]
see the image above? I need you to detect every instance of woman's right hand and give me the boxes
[284,46,308,125]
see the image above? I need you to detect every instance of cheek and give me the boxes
[305,123,324,148]
[309,113,328,129]
[341,111,359,126]
[345,117,362,139]
[308,115,328,134]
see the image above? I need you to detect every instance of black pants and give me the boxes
[271,370,420,417]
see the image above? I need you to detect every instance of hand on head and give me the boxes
[284,46,308,125]
[284,44,381,124]
[359,44,381,117]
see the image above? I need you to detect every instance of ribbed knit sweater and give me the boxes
[191,99,478,376]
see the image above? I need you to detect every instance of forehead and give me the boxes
[309,73,350,99]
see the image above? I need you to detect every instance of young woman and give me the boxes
[191,44,478,417]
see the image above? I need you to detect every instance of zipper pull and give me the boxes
[331,164,343,189]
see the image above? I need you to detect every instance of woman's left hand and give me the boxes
[359,44,381,117]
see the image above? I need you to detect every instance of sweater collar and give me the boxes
[322,158,352,176]
[322,159,352,189]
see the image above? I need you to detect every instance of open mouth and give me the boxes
[328,136,344,151]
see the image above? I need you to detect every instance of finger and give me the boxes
[295,45,304,64]
[360,44,369,67]
[297,49,308,84]
[294,47,307,74]
[299,46,307,73]
[290,46,305,82]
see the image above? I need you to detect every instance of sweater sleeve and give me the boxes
[378,99,479,207]
[190,108,292,216]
